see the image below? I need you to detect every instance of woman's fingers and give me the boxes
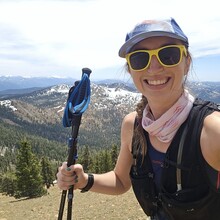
[56,163,84,190]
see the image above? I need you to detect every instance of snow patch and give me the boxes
[0,100,17,111]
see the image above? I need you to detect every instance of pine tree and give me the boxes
[79,145,92,172]
[99,149,111,173]
[92,154,101,173]
[0,171,17,196]
[41,156,55,189]
[110,144,119,169]
[15,140,46,198]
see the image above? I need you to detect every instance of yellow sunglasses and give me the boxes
[125,45,187,71]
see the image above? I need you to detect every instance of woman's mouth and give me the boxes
[145,78,170,86]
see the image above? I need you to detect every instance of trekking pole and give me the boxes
[58,67,92,220]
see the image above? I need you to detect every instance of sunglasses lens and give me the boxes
[129,52,149,70]
[159,47,181,65]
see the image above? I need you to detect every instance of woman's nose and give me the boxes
[146,55,164,74]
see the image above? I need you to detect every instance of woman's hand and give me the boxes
[56,162,88,191]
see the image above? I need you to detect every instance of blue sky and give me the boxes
[0,0,220,82]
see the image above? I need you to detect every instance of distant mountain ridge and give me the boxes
[0,76,127,92]
[0,76,76,91]
[0,76,220,102]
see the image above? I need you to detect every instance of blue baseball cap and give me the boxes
[119,17,189,58]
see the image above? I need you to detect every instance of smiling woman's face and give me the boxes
[128,36,191,106]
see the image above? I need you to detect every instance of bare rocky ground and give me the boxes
[0,186,147,220]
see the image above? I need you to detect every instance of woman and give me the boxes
[57,18,220,220]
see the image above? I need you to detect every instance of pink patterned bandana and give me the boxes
[142,90,195,143]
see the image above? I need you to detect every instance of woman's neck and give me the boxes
[147,92,183,119]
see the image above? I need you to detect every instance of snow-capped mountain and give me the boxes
[0,83,140,116]
[0,83,141,149]
[0,81,219,151]
[1,81,219,122]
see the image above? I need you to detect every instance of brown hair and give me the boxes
[132,95,148,159]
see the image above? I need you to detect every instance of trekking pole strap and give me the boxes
[63,69,91,127]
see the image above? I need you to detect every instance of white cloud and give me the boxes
[0,0,219,80]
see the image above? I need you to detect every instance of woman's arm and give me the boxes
[57,111,136,195]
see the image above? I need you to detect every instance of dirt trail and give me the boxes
[0,186,147,220]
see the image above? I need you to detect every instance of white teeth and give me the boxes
[147,79,167,85]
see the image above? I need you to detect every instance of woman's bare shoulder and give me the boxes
[203,111,220,137]
[122,111,137,126]
[201,111,220,171]
[120,111,137,149]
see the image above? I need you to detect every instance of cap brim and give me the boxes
[118,31,188,58]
